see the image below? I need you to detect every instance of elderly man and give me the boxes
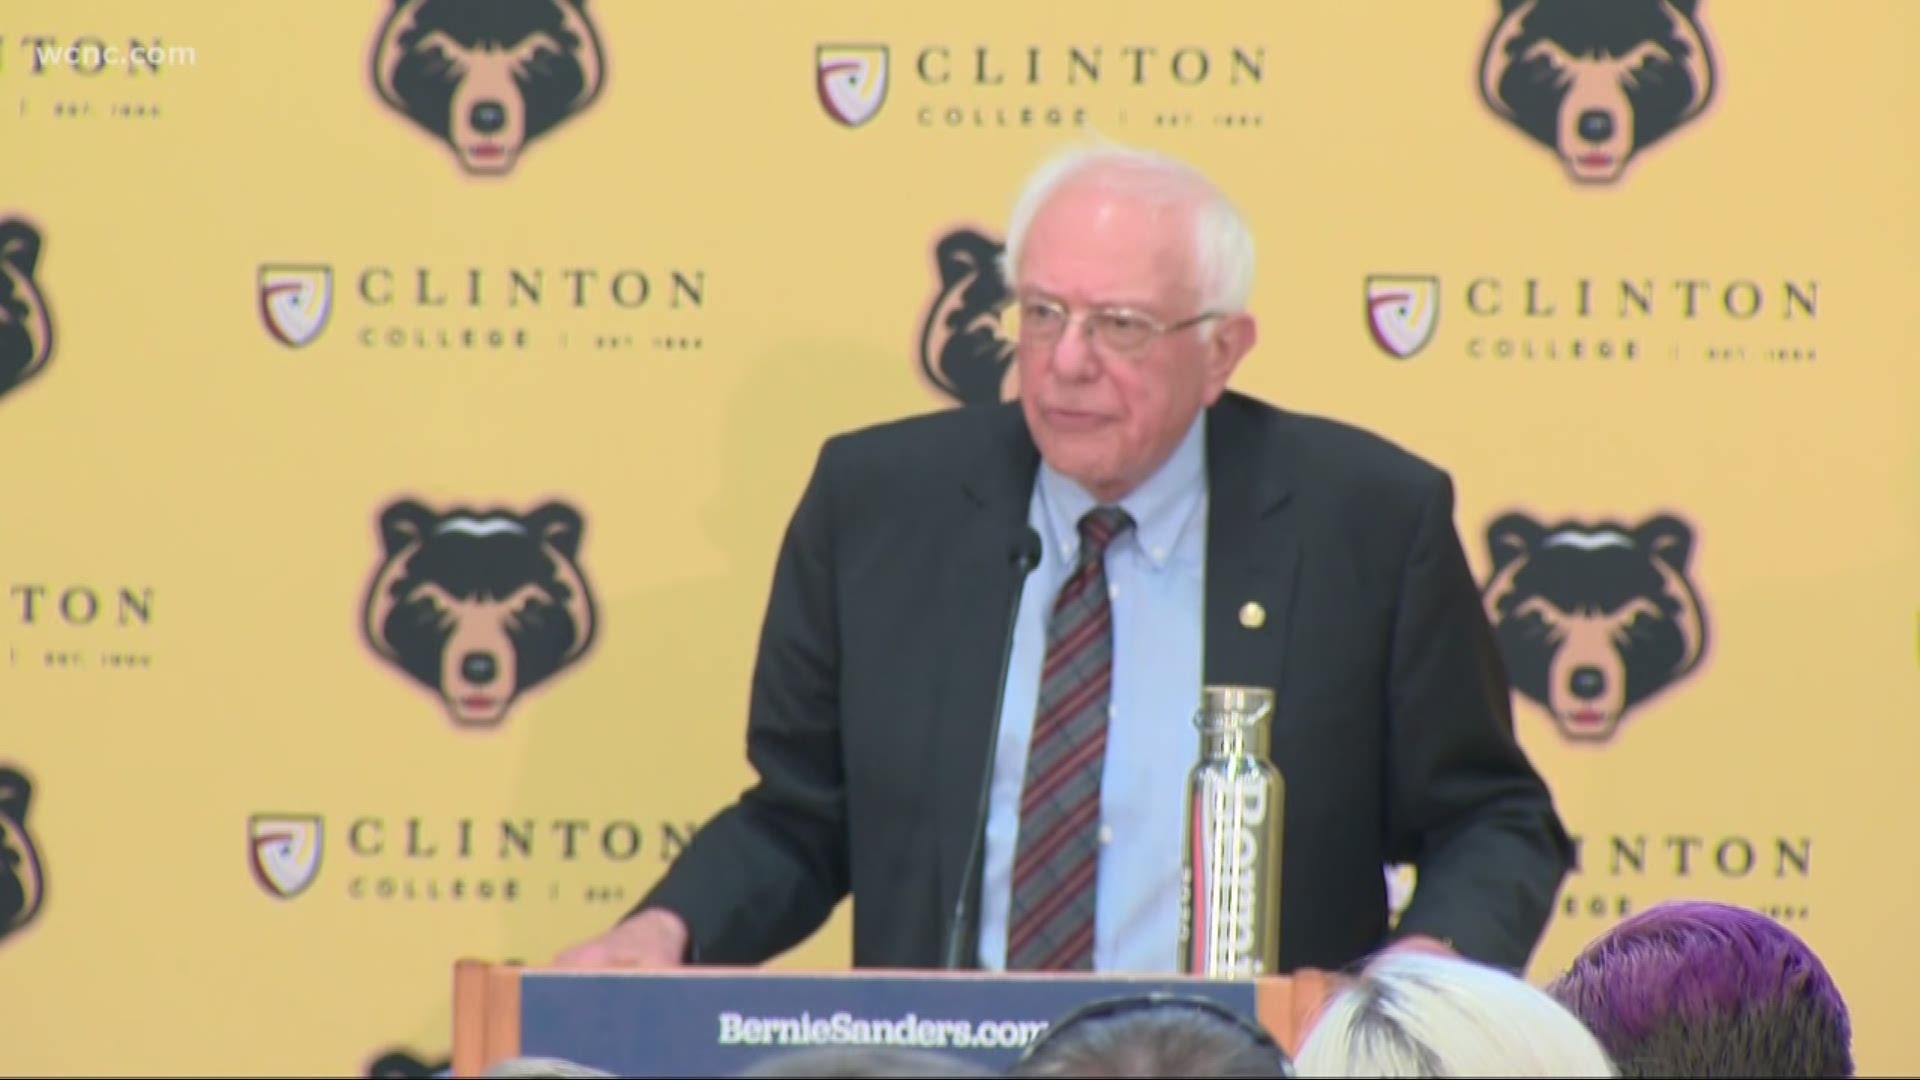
[555,141,1571,976]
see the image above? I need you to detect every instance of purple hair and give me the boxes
[1547,900,1852,1077]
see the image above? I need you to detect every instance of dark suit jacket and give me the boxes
[636,390,1573,974]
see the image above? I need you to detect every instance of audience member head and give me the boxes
[1002,140,1259,504]
[1546,899,1853,1077]
[1009,992,1294,1078]
[731,1045,994,1077]
[479,1055,614,1078]
[1294,950,1616,1077]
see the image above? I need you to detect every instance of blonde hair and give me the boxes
[1295,951,1617,1077]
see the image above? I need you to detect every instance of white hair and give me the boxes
[479,1056,614,1079]
[998,138,1256,316]
[1294,951,1618,1077]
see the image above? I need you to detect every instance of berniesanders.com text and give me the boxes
[718,1010,1051,1051]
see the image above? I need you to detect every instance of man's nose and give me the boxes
[1048,319,1101,380]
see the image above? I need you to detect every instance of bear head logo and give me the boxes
[0,217,54,405]
[917,226,1017,407]
[1478,0,1716,185]
[1482,512,1709,743]
[363,499,597,728]
[365,1048,453,1079]
[371,0,606,177]
[0,765,47,949]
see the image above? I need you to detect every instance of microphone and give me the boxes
[943,525,1044,970]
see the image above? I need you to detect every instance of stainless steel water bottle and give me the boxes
[1177,685,1284,978]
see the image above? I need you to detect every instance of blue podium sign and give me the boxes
[452,961,1324,1078]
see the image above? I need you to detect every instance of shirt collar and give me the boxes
[1038,412,1207,572]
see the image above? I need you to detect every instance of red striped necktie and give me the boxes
[1005,506,1134,971]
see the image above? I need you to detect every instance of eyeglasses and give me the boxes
[1014,294,1222,355]
[1013,991,1296,1076]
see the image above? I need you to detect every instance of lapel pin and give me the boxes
[1239,601,1266,629]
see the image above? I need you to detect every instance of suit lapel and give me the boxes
[1203,394,1303,696]
[931,404,1040,965]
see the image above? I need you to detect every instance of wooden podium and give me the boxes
[452,960,1331,1077]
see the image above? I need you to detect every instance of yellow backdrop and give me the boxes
[4,0,1916,1074]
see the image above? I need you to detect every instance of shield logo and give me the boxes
[249,814,323,899]
[816,44,889,128]
[258,265,333,348]
[1364,274,1439,360]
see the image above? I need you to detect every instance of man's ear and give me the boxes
[1201,311,1257,403]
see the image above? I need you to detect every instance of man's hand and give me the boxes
[551,908,690,969]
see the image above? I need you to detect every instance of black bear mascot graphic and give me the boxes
[1482,512,1709,743]
[365,1048,452,1078]
[1,765,47,948]
[372,0,606,176]
[363,499,597,728]
[1478,0,1715,184]
[0,217,54,404]
[918,227,1018,407]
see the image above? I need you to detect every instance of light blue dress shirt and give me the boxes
[976,413,1209,973]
